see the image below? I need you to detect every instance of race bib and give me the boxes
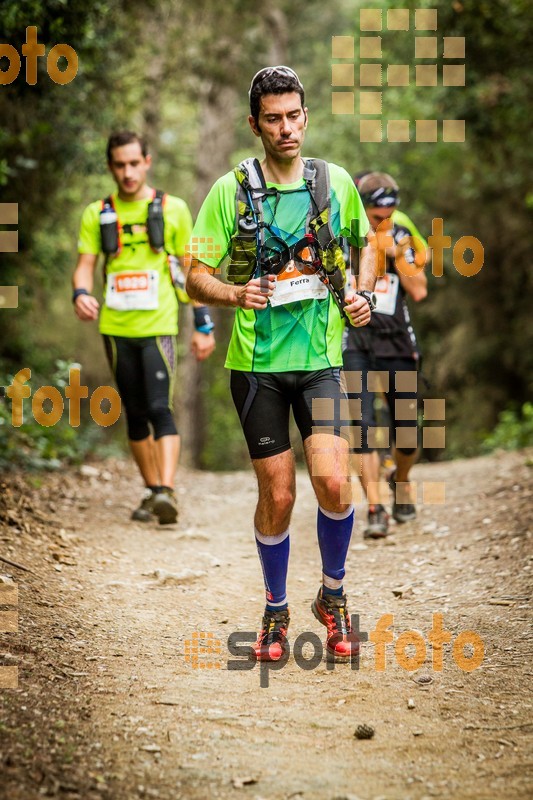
[374,273,399,316]
[269,262,328,307]
[106,270,159,311]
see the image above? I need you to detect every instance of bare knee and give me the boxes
[315,475,350,513]
[262,484,295,519]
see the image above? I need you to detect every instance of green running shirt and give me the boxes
[78,194,193,337]
[190,162,369,372]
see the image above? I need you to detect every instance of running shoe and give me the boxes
[131,488,156,522]
[253,608,290,662]
[388,470,416,523]
[153,487,178,525]
[311,589,360,661]
[364,503,389,539]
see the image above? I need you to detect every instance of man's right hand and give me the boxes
[234,274,275,310]
[74,294,100,321]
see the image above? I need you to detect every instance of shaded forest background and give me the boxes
[1,0,532,471]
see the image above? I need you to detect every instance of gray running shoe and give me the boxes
[131,489,156,522]
[364,504,389,539]
[153,487,178,525]
[388,471,417,523]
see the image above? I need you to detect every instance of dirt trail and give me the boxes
[1,450,532,800]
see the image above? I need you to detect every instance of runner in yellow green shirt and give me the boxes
[73,131,215,524]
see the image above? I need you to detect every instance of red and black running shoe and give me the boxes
[312,589,360,662]
[253,608,290,662]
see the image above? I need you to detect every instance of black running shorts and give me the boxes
[342,351,419,454]
[230,368,348,460]
[103,334,177,441]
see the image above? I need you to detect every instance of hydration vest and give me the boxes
[99,190,189,303]
[227,158,346,284]
[99,189,166,256]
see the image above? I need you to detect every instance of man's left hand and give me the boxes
[191,331,216,361]
[344,292,372,328]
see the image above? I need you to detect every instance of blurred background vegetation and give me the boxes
[1,0,532,471]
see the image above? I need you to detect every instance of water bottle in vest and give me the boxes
[147,194,165,252]
[100,205,119,255]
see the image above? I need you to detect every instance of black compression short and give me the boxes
[342,351,419,454]
[103,335,177,441]
[230,368,348,460]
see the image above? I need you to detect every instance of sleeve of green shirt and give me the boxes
[188,172,237,270]
[77,202,101,255]
[329,164,369,247]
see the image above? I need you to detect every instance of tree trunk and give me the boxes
[263,6,288,64]
[178,82,238,468]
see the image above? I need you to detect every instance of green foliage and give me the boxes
[482,404,533,454]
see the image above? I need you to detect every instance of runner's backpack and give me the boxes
[99,189,166,256]
[227,158,346,284]
[99,190,189,303]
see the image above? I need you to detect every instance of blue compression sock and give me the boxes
[317,505,354,596]
[255,528,290,612]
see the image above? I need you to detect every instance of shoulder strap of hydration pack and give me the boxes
[146,188,166,253]
[302,158,336,253]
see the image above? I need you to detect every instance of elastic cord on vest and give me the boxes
[193,306,215,334]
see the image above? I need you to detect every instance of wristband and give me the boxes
[193,306,214,334]
[72,288,89,303]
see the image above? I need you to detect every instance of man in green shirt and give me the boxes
[73,131,215,524]
[186,67,377,663]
